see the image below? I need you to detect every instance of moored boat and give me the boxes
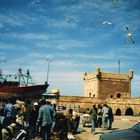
[0,69,49,99]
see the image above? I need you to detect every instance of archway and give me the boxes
[125,108,134,115]
[115,108,121,115]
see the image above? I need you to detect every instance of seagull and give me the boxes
[66,18,70,23]
[66,17,75,24]
[112,0,119,3]
[66,18,72,23]
[125,26,135,44]
[102,21,112,25]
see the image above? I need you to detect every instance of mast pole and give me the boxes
[118,60,120,74]
[46,59,53,83]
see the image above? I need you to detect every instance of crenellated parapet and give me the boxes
[83,67,101,80]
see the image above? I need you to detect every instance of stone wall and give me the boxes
[59,96,140,115]
[58,68,136,115]
[107,98,140,115]
[99,80,130,99]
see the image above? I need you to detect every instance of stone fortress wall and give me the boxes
[59,96,140,116]
[58,68,140,116]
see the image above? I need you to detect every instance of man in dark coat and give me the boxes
[89,105,97,135]
[107,106,114,130]
[29,102,39,139]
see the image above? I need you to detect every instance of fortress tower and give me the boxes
[83,67,133,99]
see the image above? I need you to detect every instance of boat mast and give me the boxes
[46,59,53,84]
[18,69,22,85]
[26,69,30,86]
[18,69,27,86]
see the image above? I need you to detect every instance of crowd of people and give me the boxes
[0,98,80,140]
[0,97,114,139]
[88,104,114,135]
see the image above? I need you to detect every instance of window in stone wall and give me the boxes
[116,93,121,98]
[110,95,113,98]
[89,92,91,97]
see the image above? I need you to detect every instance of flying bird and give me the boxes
[125,26,135,44]
[65,17,75,24]
[66,18,72,23]
[112,0,119,3]
[102,21,112,25]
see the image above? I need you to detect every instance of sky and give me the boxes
[0,0,140,97]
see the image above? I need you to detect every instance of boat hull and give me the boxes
[0,84,49,99]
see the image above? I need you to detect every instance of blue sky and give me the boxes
[0,0,140,97]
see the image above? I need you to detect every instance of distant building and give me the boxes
[58,68,140,115]
[83,67,133,99]
[42,89,60,104]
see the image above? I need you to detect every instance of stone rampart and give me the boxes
[59,96,140,115]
